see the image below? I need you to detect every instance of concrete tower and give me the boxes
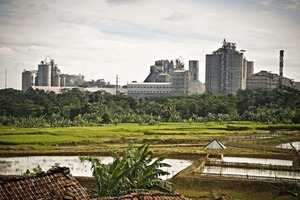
[189,60,205,94]
[206,39,251,94]
[22,70,36,91]
[189,60,199,81]
[37,61,51,86]
[279,50,284,88]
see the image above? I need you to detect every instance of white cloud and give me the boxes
[260,0,273,6]
[164,11,189,21]
[0,47,16,56]
[286,0,300,10]
[0,0,299,89]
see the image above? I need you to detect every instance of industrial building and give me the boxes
[22,57,124,95]
[246,50,294,90]
[127,58,205,98]
[205,39,253,94]
[295,82,300,90]
[22,57,68,91]
[246,70,293,89]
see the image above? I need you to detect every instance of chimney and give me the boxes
[279,50,284,77]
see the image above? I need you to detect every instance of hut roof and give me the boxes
[205,139,227,150]
[0,166,90,200]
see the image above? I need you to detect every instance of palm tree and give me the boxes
[81,144,174,197]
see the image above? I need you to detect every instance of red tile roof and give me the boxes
[0,166,90,200]
[98,193,191,200]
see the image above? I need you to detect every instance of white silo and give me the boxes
[52,74,61,87]
[22,70,35,91]
[38,61,51,86]
[60,74,66,87]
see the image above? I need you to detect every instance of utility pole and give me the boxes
[5,69,7,89]
[116,75,119,94]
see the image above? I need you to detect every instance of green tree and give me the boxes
[81,144,174,197]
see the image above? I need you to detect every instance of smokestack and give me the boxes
[279,50,284,77]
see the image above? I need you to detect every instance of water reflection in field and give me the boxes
[223,157,292,166]
[203,166,300,180]
[0,156,192,180]
[277,141,300,150]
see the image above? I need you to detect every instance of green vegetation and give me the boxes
[81,144,174,197]
[0,122,299,158]
[273,182,300,200]
[0,87,299,199]
[1,122,299,147]
[0,87,300,127]
[23,165,43,176]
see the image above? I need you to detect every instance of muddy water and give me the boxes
[0,156,192,180]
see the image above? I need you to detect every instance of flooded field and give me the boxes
[223,156,292,166]
[0,156,192,180]
[203,165,300,180]
[203,156,298,180]
[277,141,300,150]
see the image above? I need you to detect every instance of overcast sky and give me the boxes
[0,0,300,90]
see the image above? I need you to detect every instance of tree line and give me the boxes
[0,87,299,127]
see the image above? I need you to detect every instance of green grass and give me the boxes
[0,122,299,146]
[214,189,276,200]
[1,122,298,199]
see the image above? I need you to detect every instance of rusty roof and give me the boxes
[98,193,191,200]
[0,166,90,200]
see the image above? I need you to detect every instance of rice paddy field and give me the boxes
[0,121,299,199]
[0,122,299,156]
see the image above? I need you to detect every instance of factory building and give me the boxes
[127,58,205,98]
[26,85,127,95]
[205,39,253,94]
[22,57,125,95]
[246,70,293,89]
[247,70,293,89]
[294,82,300,90]
[246,50,295,90]
[22,57,85,92]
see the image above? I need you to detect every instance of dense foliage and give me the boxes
[0,87,299,127]
[81,144,174,197]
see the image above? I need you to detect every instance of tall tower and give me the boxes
[205,39,251,94]
[189,60,199,81]
[279,50,284,88]
[22,70,36,91]
[37,60,51,86]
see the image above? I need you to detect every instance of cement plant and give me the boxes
[22,39,298,96]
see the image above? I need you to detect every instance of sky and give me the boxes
[0,0,300,90]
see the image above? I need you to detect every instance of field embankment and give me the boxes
[0,122,299,199]
[0,122,299,159]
